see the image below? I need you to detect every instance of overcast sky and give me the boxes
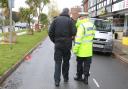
[12,0,28,11]
[12,0,82,12]
[56,0,82,10]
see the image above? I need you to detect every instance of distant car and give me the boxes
[15,22,29,28]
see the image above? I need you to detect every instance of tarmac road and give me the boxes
[0,37,128,89]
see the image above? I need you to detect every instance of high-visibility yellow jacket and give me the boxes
[73,18,95,57]
[75,18,88,28]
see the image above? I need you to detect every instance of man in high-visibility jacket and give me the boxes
[73,12,95,84]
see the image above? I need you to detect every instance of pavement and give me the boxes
[113,39,128,63]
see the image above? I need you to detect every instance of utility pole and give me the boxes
[8,0,14,49]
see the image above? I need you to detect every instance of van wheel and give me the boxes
[106,52,112,56]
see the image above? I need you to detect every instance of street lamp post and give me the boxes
[8,0,14,49]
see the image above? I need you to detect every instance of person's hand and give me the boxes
[71,36,75,40]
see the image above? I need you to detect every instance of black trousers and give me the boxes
[76,56,92,78]
[54,48,71,82]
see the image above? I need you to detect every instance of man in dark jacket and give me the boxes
[48,8,76,87]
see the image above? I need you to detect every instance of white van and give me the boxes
[90,18,113,54]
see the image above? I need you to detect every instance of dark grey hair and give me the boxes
[62,8,69,14]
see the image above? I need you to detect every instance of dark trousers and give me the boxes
[54,48,71,83]
[76,56,92,78]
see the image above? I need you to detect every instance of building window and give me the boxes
[97,4,99,9]
[88,1,91,8]
[99,3,101,8]
[124,16,128,37]
[94,6,96,11]
[88,9,90,13]
[113,0,117,2]
[104,1,107,6]
[107,0,109,5]
[113,15,124,32]
[107,0,112,5]
[102,2,104,7]
[101,2,103,7]
[97,0,100,3]
[91,8,93,11]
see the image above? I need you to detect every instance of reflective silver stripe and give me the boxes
[75,36,82,38]
[75,42,81,44]
[87,27,94,31]
[75,40,93,44]
[82,40,93,43]
[84,34,95,37]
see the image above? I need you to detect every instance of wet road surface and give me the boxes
[0,37,128,89]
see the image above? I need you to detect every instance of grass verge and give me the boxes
[0,30,47,76]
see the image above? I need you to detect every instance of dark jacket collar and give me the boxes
[60,12,70,17]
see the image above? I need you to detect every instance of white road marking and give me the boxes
[93,78,100,88]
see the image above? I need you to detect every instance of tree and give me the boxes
[25,0,38,32]
[33,0,50,30]
[25,0,37,17]
[19,8,32,26]
[41,0,50,12]
[0,0,9,18]
[40,13,48,28]
[19,7,34,34]
[33,0,50,16]
[48,1,60,21]
[0,0,9,33]
[12,11,20,22]
[0,0,8,7]
[0,19,4,33]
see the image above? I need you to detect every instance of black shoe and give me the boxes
[83,77,88,84]
[55,82,59,87]
[64,79,68,82]
[74,76,83,81]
